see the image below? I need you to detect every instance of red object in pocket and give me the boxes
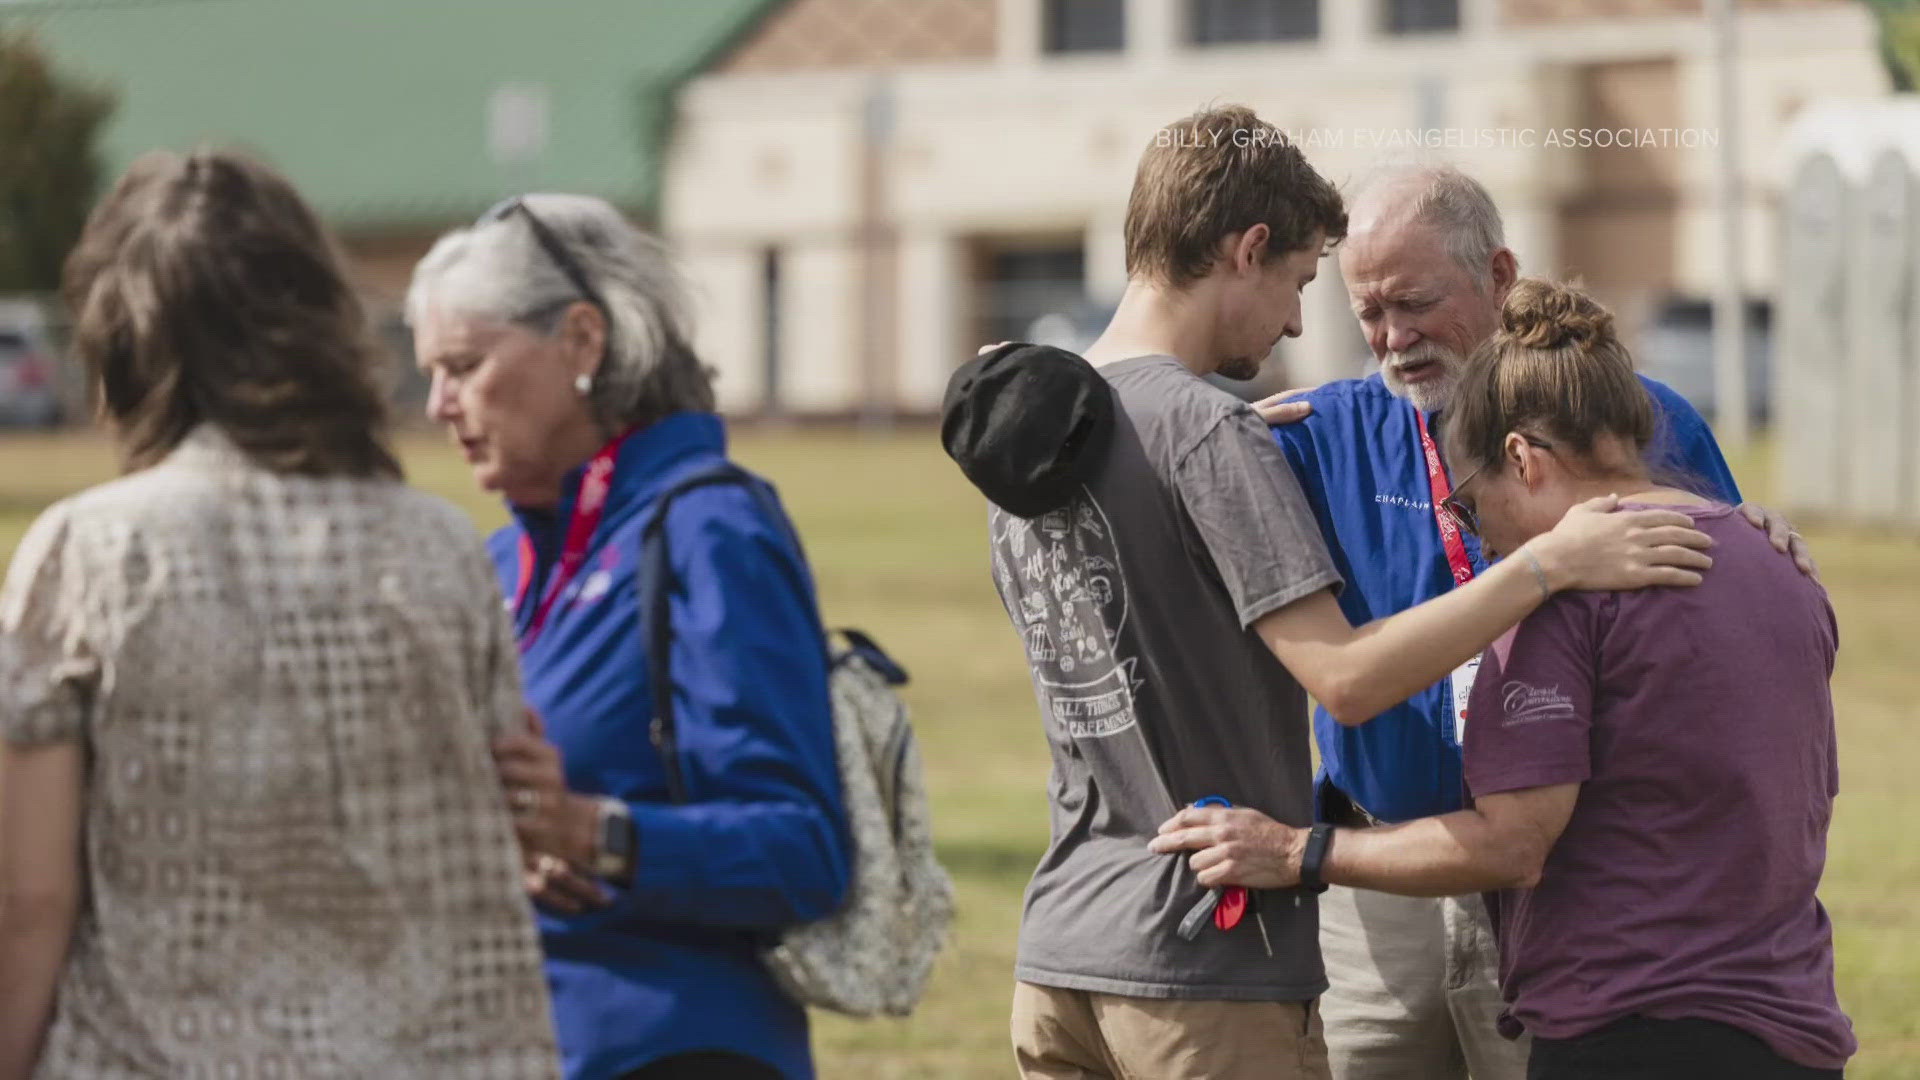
[1214,886,1247,931]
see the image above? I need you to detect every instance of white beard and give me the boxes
[1395,372,1456,413]
[1380,344,1463,413]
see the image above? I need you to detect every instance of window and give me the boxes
[1638,297,1773,423]
[976,243,1087,348]
[1383,0,1458,34]
[486,83,550,167]
[1189,0,1317,45]
[373,308,430,411]
[1043,0,1125,54]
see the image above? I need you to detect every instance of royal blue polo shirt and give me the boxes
[1272,373,1742,823]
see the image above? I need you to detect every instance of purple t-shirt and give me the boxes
[1463,502,1855,1070]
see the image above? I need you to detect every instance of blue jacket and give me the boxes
[1272,373,1741,823]
[488,412,851,1080]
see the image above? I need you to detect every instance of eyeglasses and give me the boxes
[1439,435,1554,539]
[478,196,614,344]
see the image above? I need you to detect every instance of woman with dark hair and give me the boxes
[0,150,559,1079]
[406,195,851,1080]
[1153,279,1854,1080]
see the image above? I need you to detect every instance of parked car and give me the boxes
[0,300,64,427]
[1636,296,1772,425]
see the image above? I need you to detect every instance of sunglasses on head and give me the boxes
[1439,435,1554,539]
[478,196,614,342]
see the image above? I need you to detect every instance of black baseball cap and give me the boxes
[940,343,1116,518]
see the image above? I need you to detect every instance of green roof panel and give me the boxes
[3,0,780,228]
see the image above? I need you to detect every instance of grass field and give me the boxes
[3,426,1917,1078]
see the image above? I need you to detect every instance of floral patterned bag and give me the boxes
[640,466,954,1017]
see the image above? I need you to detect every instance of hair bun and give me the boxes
[1500,278,1615,352]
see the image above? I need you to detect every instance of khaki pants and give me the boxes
[1317,886,1530,1080]
[1011,981,1332,1080]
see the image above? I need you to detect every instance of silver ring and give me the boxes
[510,788,541,813]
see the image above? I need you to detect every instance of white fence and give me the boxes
[1778,100,1920,529]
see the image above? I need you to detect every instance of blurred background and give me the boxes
[2,0,1917,1076]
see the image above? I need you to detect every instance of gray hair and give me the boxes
[1354,163,1506,286]
[405,193,713,428]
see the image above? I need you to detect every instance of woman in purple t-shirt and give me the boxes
[1153,279,1853,1080]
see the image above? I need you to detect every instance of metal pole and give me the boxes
[1709,0,1750,448]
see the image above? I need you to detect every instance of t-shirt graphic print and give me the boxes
[994,497,1141,741]
[988,355,1342,1001]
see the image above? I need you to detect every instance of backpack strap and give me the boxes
[835,627,910,686]
[640,463,752,805]
[638,461,824,804]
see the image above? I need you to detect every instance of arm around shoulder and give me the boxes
[1254,497,1712,726]
[1253,549,1549,727]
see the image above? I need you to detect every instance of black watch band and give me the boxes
[1299,823,1335,894]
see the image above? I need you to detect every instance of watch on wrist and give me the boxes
[590,797,636,884]
[1299,823,1335,894]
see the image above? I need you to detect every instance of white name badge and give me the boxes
[1450,653,1483,745]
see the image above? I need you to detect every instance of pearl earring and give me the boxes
[573,373,592,396]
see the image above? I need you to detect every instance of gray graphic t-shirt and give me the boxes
[990,355,1342,1000]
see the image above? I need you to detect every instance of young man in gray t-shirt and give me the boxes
[963,105,1721,1080]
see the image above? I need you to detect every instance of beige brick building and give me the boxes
[662,0,1882,415]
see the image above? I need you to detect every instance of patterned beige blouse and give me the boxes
[0,426,559,1079]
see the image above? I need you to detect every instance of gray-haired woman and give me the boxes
[406,194,851,1080]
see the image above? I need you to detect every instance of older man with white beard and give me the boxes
[1259,165,1814,1080]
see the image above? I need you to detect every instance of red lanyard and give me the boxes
[1415,411,1476,587]
[512,429,633,650]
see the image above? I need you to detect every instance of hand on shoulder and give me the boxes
[1253,384,1320,426]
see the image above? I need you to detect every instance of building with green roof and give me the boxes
[4,0,780,296]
